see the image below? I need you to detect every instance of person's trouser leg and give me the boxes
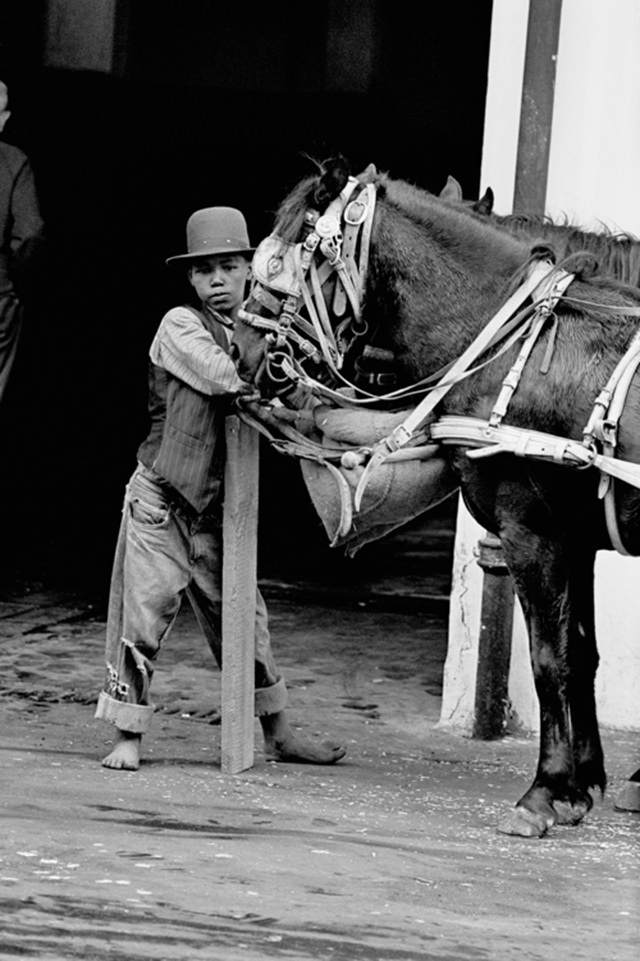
[95,467,191,733]
[0,296,23,406]
[187,513,287,717]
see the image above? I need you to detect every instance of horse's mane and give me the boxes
[496,212,640,288]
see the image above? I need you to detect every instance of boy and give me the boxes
[95,206,346,770]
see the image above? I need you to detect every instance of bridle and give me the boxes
[237,175,387,401]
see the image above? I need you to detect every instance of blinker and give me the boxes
[252,236,301,296]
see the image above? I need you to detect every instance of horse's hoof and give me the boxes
[553,799,590,826]
[613,781,640,812]
[497,805,554,838]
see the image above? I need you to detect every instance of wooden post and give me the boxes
[513,0,563,214]
[473,534,515,739]
[221,415,259,774]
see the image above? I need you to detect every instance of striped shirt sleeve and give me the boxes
[149,306,246,395]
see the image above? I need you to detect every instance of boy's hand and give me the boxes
[237,382,261,401]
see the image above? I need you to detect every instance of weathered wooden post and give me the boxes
[473,534,515,738]
[221,414,259,774]
[513,0,563,213]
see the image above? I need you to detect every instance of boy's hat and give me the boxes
[166,207,254,265]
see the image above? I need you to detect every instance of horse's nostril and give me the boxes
[229,343,239,364]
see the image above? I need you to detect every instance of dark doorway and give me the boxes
[0,1,492,595]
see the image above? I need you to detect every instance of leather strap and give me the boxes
[354,261,569,510]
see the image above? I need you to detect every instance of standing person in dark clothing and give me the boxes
[0,79,44,405]
[95,205,346,771]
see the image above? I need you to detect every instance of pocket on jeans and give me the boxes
[130,496,170,528]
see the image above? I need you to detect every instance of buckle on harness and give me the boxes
[390,424,414,450]
[601,419,618,448]
[344,198,368,225]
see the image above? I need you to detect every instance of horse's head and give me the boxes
[234,157,538,411]
[232,156,382,400]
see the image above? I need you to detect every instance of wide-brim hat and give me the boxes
[166,206,254,265]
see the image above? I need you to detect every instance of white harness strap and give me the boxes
[382,261,564,452]
[333,183,376,317]
[431,415,640,489]
[489,269,575,427]
[354,261,571,510]
[582,329,640,554]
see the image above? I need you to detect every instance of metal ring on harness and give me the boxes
[350,315,369,337]
[266,348,296,384]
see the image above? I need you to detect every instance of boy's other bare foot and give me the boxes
[101,730,141,771]
[260,710,346,765]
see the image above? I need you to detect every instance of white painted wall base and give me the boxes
[439,498,538,736]
[441,500,640,735]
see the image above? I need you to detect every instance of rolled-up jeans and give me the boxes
[95,463,287,734]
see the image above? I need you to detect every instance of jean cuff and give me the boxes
[94,691,155,734]
[254,675,288,716]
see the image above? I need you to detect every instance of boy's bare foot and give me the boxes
[260,710,346,764]
[101,730,141,770]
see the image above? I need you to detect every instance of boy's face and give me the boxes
[188,253,251,316]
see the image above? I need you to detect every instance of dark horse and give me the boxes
[232,157,640,837]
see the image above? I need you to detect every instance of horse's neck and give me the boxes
[367,194,529,375]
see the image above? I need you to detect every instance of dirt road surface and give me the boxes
[1,541,639,960]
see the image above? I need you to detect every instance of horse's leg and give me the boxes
[556,545,605,823]
[562,535,639,816]
[497,527,598,837]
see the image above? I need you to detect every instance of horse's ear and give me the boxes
[356,163,378,184]
[313,155,351,208]
[439,175,463,202]
[473,187,495,216]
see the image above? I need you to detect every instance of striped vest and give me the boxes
[137,305,231,513]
